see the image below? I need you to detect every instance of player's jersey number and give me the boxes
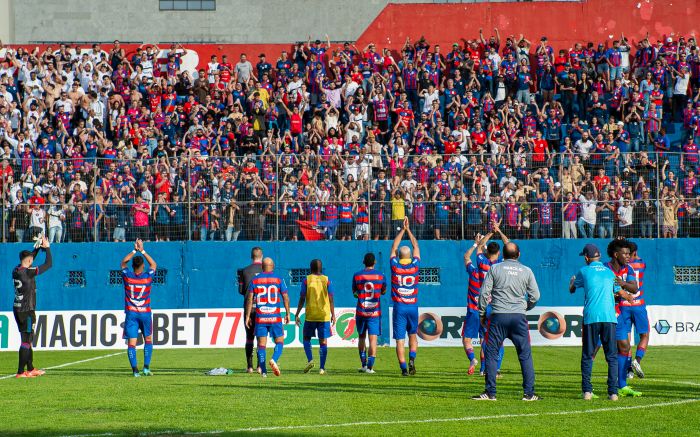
[255,285,279,305]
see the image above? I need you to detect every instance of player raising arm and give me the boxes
[462,232,490,376]
[390,217,420,376]
[13,236,52,378]
[120,239,157,377]
[245,258,290,378]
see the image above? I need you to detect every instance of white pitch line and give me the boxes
[0,351,124,380]
[230,398,700,433]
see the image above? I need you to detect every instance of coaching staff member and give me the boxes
[569,244,619,401]
[238,247,263,373]
[13,235,52,378]
[472,242,540,401]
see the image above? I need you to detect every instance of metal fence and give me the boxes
[1,152,699,242]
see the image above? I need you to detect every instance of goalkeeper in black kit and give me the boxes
[13,235,52,378]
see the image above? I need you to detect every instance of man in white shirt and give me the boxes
[575,132,594,158]
[577,190,597,238]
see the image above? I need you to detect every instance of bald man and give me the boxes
[389,217,421,376]
[473,243,541,401]
[245,258,290,378]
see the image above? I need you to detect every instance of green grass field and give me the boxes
[1,346,699,436]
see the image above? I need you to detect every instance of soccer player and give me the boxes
[462,232,490,375]
[604,239,642,397]
[238,247,264,373]
[120,239,158,377]
[475,226,510,376]
[245,257,290,378]
[13,236,52,378]
[625,241,650,379]
[570,244,619,401]
[352,252,387,373]
[390,217,420,376]
[295,259,335,374]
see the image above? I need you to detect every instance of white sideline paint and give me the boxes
[60,397,700,436]
[0,352,123,380]
[230,398,700,433]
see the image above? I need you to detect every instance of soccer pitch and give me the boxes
[1,347,699,436]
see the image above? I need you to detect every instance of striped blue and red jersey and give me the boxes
[505,203,520,226]
[476,253,501,286]
[402,68,418,90]
[466,261,481,312]
[352,268,387,318]
[122,268,155,313]
[626,257,646,307]
[247,272,288,324]
[390,256,420,306]
[604,261,637,310]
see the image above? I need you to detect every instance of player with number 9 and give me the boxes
[120,239,158,377]
[245,257,290,378]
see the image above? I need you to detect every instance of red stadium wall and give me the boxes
[356,0,699,50]
[4,0,698,72]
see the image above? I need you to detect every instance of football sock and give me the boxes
[128,346,138,372]
[144,340,153,368]
[303,341,313,362]
[27,346,34,371]
[617,354,628,388]
[359,350,367,367]
[635,347,646,362]
[466,348,475,361]
[319,344,328,369]
[625,354,632,372]
[258,346,267,374]
[18,343,31,374]
[399,361,407,371]
[409,351,416,361]
[272,342,283,362]
[245,341,254,368]
[480,349,485,373]
[497,346,504,370]
[367,356,375,370]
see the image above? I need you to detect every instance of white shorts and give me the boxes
[355,223,369,239]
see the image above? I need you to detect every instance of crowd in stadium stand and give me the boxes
[1,30,700,243]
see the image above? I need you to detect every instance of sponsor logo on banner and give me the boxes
[392,307,586,347]
[0,309,358,351]
[647,306,700,345]
[390,306,700,346]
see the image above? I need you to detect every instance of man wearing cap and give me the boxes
[569,244,619,401]
[13,236,52,378]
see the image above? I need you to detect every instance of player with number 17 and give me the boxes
[120,239,158,377]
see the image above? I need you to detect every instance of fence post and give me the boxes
[187,154,192,241]
[93,158,98,242]
[655,151,661,239]
[275,154,279,241]
[368,162,372,240]
[2,184,5,243]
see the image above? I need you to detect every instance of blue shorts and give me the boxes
[616,305,650,340]
[303,321,332,339]
[462,311,481,339]
[255,322,285,340]
[392,306,418,340]
[123,311,152,339]
[356,316,381,336]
